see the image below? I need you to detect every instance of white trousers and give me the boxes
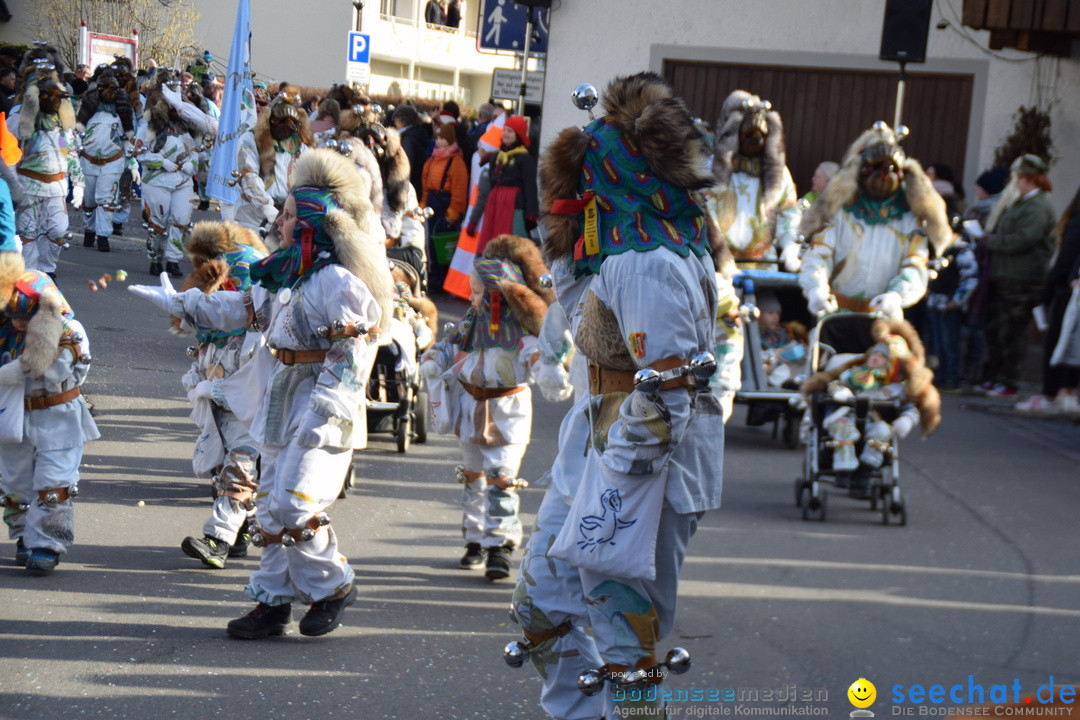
[0,443,83,554]
[244,440,355,606]
[459,439,525,549]
[16,195,66,273]
[142,183,192,263]
[82,170,123,236]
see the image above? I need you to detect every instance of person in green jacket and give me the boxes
[978,154,1056,396]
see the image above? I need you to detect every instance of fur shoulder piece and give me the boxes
[22,289,65,379]
[539,125,589,265]
[901,157,951,259]
[322,207,396,329]
[601,72,712,192]
[0,253,26,306]
[186,221,268,265]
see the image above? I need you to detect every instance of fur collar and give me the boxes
[482,234,555,335]
[712,90,788,217]
[22,289,65,379]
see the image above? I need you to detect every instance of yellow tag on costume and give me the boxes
[583,194,600,256]
[628,332,646,358]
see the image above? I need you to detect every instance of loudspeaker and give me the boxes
[879,0,933,63]
[513,0,552,7]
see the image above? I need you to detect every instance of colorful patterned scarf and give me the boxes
[250,185,341,293]
[448,258,526,351]
[0,271,75,361]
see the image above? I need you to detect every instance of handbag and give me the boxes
[426,366,462,435]
[549,449,668,582]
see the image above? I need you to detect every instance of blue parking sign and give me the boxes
[348,32,370,63]
[477,0,548,53]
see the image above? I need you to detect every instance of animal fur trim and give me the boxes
[483,234,554,335]
[539,126,590,264]
[76,84,136,136]
[712,90,788,218]
[17,84,39,143]
[322,207,396,330]
[254,98,315,179]
[0,253,26,306]
[799,123,950,257]
[22,289,65,379]
[800,318,941,437]
[382,129,411,214]
[289,149,374,233]
[186,220,268,266]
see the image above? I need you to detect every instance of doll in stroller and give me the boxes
[795,314,941,524]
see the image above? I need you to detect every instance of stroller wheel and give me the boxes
[414,388,429,444]
[801,489,826,522]
[396,416,411,453]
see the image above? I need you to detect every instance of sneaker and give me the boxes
[986,384,1017,398]
[485,545,513,581]
[1015,395,1055,413]
[25,548,60,575]
[459,543,484,570]
[1055,394,1080,414]
[96,235,111,252]
[299,585,358,636]
[229,532,250,558]
[226,602,294,639]
[165,262,184,278]
[14,538,29,566]
[181,535,230,569]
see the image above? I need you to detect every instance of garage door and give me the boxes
[664,60,974,197]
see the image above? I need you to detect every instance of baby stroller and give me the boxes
[795,313,908,525]
[734,266,815,448]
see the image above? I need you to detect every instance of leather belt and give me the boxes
[17,168,66,184]
[25,387,81,411]
[459,379,525,401]
[80,149,124,166]
[587,359,695,395]
[37,487,73,503]
[834,293,872,313]
[270,347,327,365]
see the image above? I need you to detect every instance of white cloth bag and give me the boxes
[426,368,462,435]
[549,449,668,582]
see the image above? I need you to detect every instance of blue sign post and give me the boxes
[348,32,370,63]
[477,0,549,54]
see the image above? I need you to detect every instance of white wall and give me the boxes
[540,0,1080,212]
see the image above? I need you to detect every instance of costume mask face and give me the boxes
[738,108,768,157]
[38,82,68,114]
[98,76,119,104]
[859,142,905,199]
[269,101,302,141]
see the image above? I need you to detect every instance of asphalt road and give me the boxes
[0,229,1078,720]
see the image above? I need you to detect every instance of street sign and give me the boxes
[346,31,370,86]
[491,67,544,104]
[348,32,371,63]
[477,0,549,54]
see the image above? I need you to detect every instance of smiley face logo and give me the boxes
[848,678,877,708]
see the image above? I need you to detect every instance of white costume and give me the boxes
[78,106,128,239]
[138,125,197,265]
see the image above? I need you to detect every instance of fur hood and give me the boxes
[22,288,67,380]
[76,80,136,137]
[482,234,555,336]
[799,123,951,258]
[540,72,712,266]
[288,149,395,327]
[17,69,76,143]
[800,317,941,437]
[0,252,25,311]
[323,138,384,239]
[712,90,788,216]
[254,96,316,179]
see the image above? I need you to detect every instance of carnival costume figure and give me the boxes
[800,318,940,497]
[420,234,553,579]
[220,131,277,232]
[798,122,950,319]
[506,73,725,719]
[254,90,315,209]
[0,241,99,575]
[357,122,427,261]
[136,71,205,277]
[703,90,802,271]
[176,221,268,569]
[76,67,136,252]
[130,148,395,639]
[7,61,82,276]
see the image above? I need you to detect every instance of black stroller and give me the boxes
[795,313,908,525]
[734,267,815,448]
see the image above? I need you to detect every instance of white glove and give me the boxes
[806,287,836,317]
[779,243,802,272]
[159,159,179,173]
[892,414,915,439]
[870,291,903,320]
[162,83,184,110]
[186,379,214,404]
[70,185,84,210]
[830,385,855,403]
[261,203,278,225]
[0,357,24,385]
[128,272,178,313]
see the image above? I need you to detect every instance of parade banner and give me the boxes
[205,0,254,204]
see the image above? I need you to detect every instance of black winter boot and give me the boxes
[227,603,294,639]
[83,228,96,247]
[149,261,163,276]
[165,262,183,278]
[485,545,514,581]
[112,222,124,236]
[96,235,111,252]
[299,585,357,636]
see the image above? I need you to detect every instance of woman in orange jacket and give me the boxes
[421,123,469,289]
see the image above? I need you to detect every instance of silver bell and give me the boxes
[577,668,606,696]
[315,514,331,527]
[185,345,198,359]
[332,319,348,334]
[503,640,530,668]
[299,528,315,542]
[317,325,330,338]
[371,103,382,116]
[633,367,662,396]
[230,169,241,178]
[570,83,599,117]
[688,351,717,384]
[43,490,62,504]
[338,142,353,157]
[443,321,456,335]
[663,647,691,675]
[280,533,296,547]
[79,354,92,364]
[453,465,467,483]
[68,485,79,498]
[895,124,910,140]
[324,138,339,152]
[873,120,889,131]
[538,273,553,290]
[620,667,649,687]
[761,99,773,111]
